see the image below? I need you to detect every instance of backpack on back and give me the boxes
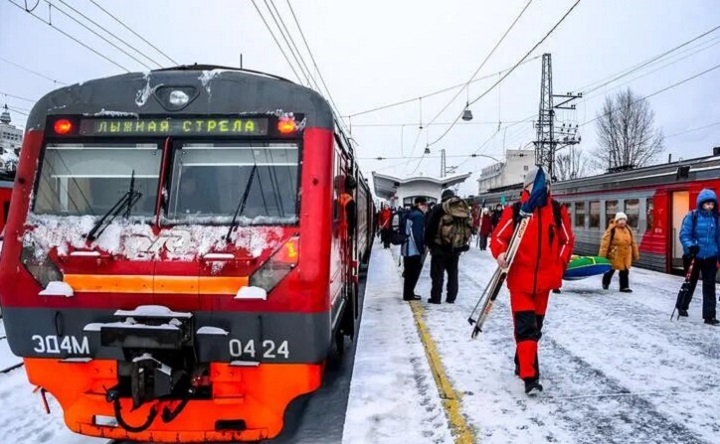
[436,197,473,252]
[390,209,409,245]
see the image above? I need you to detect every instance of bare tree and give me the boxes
[593,88,664,170]
[554,146,587,181]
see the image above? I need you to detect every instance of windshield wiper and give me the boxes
[86,170,142,241]
[226,164,258,242]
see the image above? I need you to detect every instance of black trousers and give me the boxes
[602,269,629,289]
[403,255,423,299]
[677,255,717,320]
[381,228,392,248]
[430,252,460,302]
[479,234,488,250]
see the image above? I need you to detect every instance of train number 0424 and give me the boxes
[228,339,289,359]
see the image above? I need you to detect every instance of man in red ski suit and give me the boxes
[490,168,574,394]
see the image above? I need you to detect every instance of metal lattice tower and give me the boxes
[533,53,581,180]
[440,149,446,178]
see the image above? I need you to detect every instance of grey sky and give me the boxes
[2,0,719,196]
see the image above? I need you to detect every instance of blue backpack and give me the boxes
[390,209,409,245]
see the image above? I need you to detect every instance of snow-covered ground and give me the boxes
[2,243,720,443]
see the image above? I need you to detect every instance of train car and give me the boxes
[0,65,372,442]
[474,150,720,275]
[0,180,12,232]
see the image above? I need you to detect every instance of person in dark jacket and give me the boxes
[490,203,504,231]
[424,189,464,304]
[676,189,720,326]
[401,197,429,301]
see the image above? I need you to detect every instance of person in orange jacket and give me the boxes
[490,167,574,394]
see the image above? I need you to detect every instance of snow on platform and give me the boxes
[343,247,453,444]
[0,319,22,373]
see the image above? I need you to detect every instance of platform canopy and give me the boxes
[372,172,471,208]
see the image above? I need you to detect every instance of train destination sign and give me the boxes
[78,117,269,136]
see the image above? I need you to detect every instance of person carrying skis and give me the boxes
[676,189,720,326]
[401,197,429,301]
[490,167,574,394]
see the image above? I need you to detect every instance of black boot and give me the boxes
[704,318,720,326]
[524,379,543,395]
[678,309,688,317]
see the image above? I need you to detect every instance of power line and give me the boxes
[6,105,29,116]
[425,0,534,128]
[0,56,68,85]
[580,24,720,94]
[88,0,178,66]
[54,0,163,69]
[263,0,317,89]
[250,0,302,83]
[580,61,720,128]
[0,91,36,103]
[665,120,720,139]
[42,0,154,70]
[350,120,527,128]
[345,57,540,118]
[285,0,344,122]
[6,0,131,72]
[428,0,583,150]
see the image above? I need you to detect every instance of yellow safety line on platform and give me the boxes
[409,301,476,444]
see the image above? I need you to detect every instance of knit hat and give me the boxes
[614,212,628,222]
[441,189,455,200]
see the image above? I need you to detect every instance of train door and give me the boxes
[670,191,689,272]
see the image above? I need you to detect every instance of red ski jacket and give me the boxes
[490,191,574,294]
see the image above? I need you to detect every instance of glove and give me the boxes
[688,245,700,256]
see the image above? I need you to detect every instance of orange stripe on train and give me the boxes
[63,275,249,294]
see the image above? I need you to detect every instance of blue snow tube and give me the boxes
[563,256,612,281]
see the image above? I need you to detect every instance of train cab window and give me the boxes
[605,200,618,228]
[574,202,585,227]
[34,143,161,217]
[589,201,600,228]
[625,199,640,229]
[646,198,655,232]
[166,143,298,224]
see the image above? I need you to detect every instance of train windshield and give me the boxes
[34,143,161,217]
[166,142,299,224]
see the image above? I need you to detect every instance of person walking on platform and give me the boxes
[478,208,492,251]
[425,189,473,304]
[490,167,574,394]
[401,197,428,301]
[379,205,392,249]
[599,212,639,293]
[676,189,720,326]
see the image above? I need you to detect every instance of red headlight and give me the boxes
[53,119,74,135]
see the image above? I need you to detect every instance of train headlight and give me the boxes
[169,90,190,106]
[249,236,299,292]
[21,246,63,288]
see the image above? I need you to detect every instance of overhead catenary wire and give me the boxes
[424,0,534,129]
[54,0,163,69]
[6,0,131,72]
[41,0,156,70]
[250,0,302,85]
[426,0,583,151]
[285,0,345,124]
[88,0,178,66]
[0,56,68,85]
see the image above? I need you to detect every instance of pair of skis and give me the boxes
[467,211,531,338]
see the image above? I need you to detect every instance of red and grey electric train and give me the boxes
[475,151,720,275]
[0,66,374,442]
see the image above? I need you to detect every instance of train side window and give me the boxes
[589,201,600,228]
[625,199,640,229]
[605,200,618,228]
[574,202,585,227]
[646,198,655,232]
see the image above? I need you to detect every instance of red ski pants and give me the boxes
[510,289,550,381]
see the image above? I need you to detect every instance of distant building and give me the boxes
[0,105,22,176]
[476,149,535,194]
[372,172,471,209]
